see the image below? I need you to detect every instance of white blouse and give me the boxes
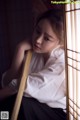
[24,46,66,109]
[2,46,66,109]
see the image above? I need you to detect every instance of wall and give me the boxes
[0,0,33,86]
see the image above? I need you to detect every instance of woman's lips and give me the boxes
[34,44,41,49]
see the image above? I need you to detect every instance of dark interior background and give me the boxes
[0,0,63,87]
[0,0,34,86]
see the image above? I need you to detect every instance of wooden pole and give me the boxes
[11,50,32,120]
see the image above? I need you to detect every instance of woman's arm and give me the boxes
[2,40,32,87]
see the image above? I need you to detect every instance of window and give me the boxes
[65,2,80,120]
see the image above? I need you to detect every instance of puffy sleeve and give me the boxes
[24,51,66,103]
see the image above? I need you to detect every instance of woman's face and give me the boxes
[32,19,59,54]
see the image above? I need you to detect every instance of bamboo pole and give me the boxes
[11,50,32,120]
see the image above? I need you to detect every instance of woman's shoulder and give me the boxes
[50,45,64,58]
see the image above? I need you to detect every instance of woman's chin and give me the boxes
[33,50,41,53]
[33,47,41,53]
[33,48,41,53]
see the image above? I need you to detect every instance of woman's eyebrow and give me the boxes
[36,25,56,40]
[45,32,55,39]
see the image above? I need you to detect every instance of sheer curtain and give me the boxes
[65,1,80,120]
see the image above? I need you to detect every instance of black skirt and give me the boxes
[0,94,67,120]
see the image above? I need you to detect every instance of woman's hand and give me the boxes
[11,40,32,72]
[2,40,32,87]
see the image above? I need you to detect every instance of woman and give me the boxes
[0,10,66,120]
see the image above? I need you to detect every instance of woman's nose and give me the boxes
[36,35,43,44]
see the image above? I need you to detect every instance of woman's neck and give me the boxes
[42,45,61,64]
[42,53,50,64]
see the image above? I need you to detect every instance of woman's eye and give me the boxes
[44,36,49,41]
